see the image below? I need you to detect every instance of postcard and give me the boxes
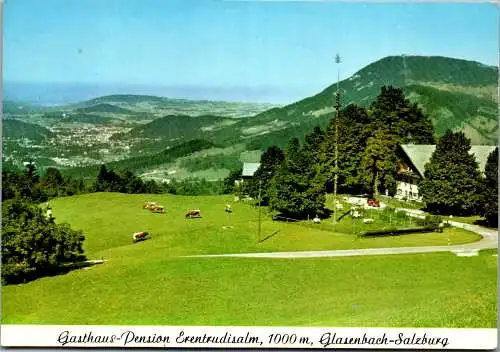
[1,0,498,349]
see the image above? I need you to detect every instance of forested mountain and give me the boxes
[74,103,136,114]
[62,139,216,178]
[122,115,229,139]
[245,56,497,145]
[3,119,54,139]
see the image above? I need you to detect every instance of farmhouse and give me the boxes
[396,144,496,202]
[235,162,261,188]
[242,162,260,179]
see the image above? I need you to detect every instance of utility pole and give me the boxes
[333,53,341,225]
[402,53,407,85]
[258,179,262,242]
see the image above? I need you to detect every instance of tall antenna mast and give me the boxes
[333,53,341,225]
[402,53,407,85]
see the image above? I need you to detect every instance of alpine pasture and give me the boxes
[2,192,496,327]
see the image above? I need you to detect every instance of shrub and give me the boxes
[2,199,86,284]
[359,226,436,237]
[417,215,443,228]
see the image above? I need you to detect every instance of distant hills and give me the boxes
[74,103,136,115]
[3,119,54,139]
[116,114,233,141]
[58,113,116,125]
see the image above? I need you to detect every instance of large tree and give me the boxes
[482,147,498,227]
[247,145,285,203]
[419,130,484,215]
[368,85,435,144]
[319,104,371,193]
[269,138,325,219]
[359,129,398,196]
[222,167,243,194]
[39,167,65,199]
[94,165,122,192]
[2,199,86,284]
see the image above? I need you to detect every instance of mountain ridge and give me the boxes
[246,55,498,145]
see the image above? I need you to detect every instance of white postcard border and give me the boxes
[0,325,497,349]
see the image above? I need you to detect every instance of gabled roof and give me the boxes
[242,162,261,177]
[400,144,497,178]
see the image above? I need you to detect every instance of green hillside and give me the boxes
[75,103,136,114]
[2,193,495,327]
[58,113,116,125]
[119,114,231,140]
[247,55,498,145]
[3,100,49,114]
[2,119,54,139]
[62,139,217,178]
[404,84,498,144]
[67,94,169,108]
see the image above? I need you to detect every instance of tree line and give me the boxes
[226,86,498,227]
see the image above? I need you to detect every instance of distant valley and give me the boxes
[3,55,498,183]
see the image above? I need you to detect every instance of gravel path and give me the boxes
[188,209,498,259]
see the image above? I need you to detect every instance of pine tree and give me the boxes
[359,129,398,196]
[482,147,498,226]
[40,167,65,198]
[368,86,435,144]
[319,104,371,193]
[222,168,243,194]
[94,165,109,192]
[419,130,484,215]
[247,145,285,203]
[269,138,325,219]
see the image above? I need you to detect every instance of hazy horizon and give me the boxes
[3,81,297,105]
[4,1,498,104]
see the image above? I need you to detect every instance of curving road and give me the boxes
[188,209,498,259]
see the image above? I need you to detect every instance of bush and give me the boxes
[2,199,86,284]
[417,215,443,228]
[359,226,436,237]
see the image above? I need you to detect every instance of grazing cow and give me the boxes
[185,209,201,218]
[151,205,165,214]
[143,201,159,209]
[312,216,321,224]
[133,231,149,242]
[225,204,232,213]
[367,199,380,207]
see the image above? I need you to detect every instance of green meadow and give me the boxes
[1,193,496,327]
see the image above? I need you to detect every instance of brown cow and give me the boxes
[151,205,165,214]
[185,209,201,218]
[133,231,149,242]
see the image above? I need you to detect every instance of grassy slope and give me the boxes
[3,253,496,326]
[45,193,479,256]
[2,193,495,327]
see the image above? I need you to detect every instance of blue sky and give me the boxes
[4,0,499,103]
